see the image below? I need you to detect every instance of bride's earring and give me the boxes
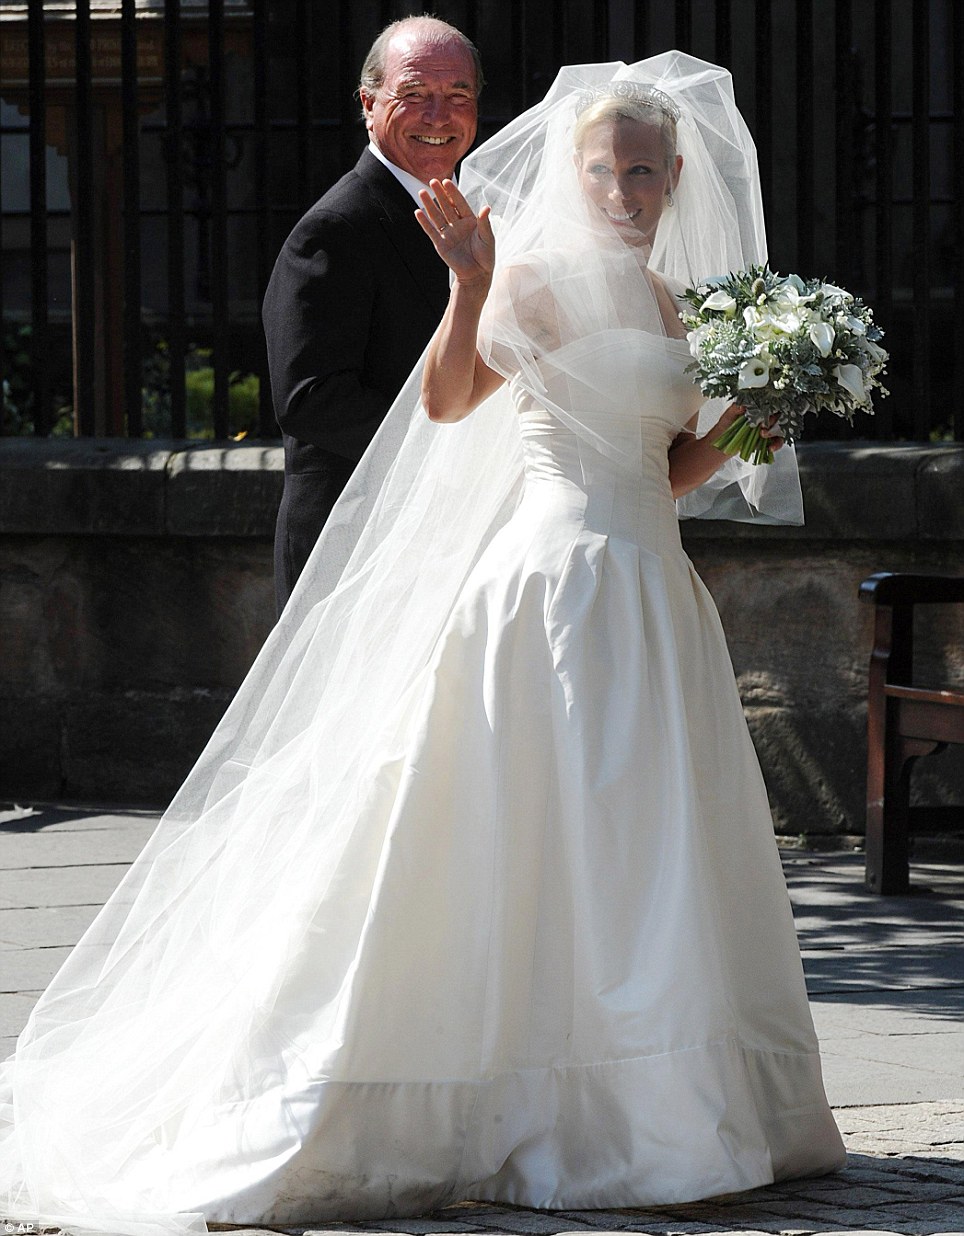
[666,188,675,207]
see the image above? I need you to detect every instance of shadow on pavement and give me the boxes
[784,850,964,1023]
[0,804,160,835]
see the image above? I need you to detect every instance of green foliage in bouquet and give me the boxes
[680,264,889,464]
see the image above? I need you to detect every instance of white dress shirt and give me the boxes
[367,141,454,206]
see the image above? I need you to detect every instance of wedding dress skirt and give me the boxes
[0,332,844,1232]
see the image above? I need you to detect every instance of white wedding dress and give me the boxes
[3,48,848,1231]
[2,328,843,1233]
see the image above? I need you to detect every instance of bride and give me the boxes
[0,52,845,1236]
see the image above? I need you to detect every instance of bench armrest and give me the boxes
[860,572,964,608]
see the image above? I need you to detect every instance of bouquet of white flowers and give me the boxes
[680,264,888,464]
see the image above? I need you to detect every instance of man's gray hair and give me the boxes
[359,15,484,100]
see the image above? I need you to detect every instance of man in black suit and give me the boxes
[263,16,482,611]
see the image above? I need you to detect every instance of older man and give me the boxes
[263,16,482,611]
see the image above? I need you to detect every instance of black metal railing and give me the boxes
[0,0,961,442]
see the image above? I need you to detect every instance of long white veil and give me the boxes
[0,51,802,1236]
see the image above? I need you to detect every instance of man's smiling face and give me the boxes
[361,32,478,184]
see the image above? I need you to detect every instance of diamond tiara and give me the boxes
[574,82,681,123]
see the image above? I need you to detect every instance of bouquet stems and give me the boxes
[712,413,775,466]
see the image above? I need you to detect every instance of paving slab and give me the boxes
[0,823,158,869]
[839,1102,964,1153]
[813,989,964,1105]
[785,850,964,1111]
[0,945,73,991]
[0,903,101,949]
[0,861,133,910]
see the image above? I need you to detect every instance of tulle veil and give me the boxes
[1,50,803,1236]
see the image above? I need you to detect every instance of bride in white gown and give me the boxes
[0,52,845,1236]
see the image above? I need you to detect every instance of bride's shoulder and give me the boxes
[485,251,568,353]
[648,269,689,301]
[490,251,559,308]
[646,268,690,339]
[494,248,554,282]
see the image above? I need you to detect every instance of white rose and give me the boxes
[774,281,815,310]
[743,305,773,334]
[770,310,805,335]
[753,302,802,336]
[686,322,713,359]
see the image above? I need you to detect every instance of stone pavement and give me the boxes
[2,804,963,1236]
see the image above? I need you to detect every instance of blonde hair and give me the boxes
[573,88,678,169]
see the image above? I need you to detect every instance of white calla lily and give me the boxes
[700,290,737,315]
[859,338,888,367]
[809,321,835,357]
[834,363,866,402]
[845,314,866,336]
[738,357,770,389]
[818,282,852,303]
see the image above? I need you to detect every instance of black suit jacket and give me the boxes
[263,149,451,608]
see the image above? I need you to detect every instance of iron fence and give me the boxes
[0,0,961,442]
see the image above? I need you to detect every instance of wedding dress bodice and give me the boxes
[510,328,704,551]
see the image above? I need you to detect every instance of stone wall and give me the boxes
[1,438,962,833]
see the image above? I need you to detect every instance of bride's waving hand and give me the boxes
[417,179,504,422]
[416,177,495,287]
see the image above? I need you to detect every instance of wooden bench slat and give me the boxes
[885,684,964,707]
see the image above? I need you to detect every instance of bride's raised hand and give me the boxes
[416,178,494,289]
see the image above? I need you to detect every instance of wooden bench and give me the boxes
[860,572,964,893]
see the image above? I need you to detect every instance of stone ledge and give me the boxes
[807,441,964,542]
[0,437,172,536]
[0,437,962,541]
[683,441,964,541]
[165,443,284,537]
[0,438,284,538]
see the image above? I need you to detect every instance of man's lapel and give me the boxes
[356,150,449,308]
